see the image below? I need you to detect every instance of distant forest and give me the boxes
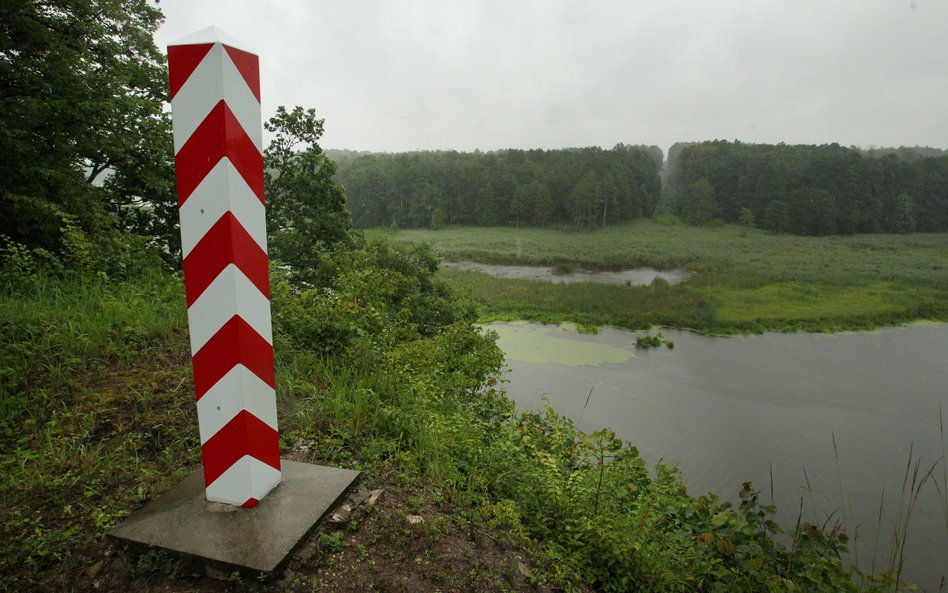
[332,146,664,229]
[665,141,948,235]
[332,142,948,235]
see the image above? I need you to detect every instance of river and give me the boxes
[440,261,692,285]
[489,321,948,591]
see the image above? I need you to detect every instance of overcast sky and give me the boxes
[154,0,948,155]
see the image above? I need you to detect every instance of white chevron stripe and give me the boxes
[186,264,272,354]
[170,25,253,53]
[170,42,262,154]
[178,159,267,258]
[196,365,278,444]
[205,455,281,506]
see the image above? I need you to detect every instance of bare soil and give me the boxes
[74,470,589,593]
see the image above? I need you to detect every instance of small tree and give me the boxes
[738,207,756,228]
[264,106,353,286]
[889,193,916,233]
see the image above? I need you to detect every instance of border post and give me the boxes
[168,26,280,508]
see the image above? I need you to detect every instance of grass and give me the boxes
[0,272,197,592]
[368,221,948,333]
[0,245,927,592]
[440,267,710,329]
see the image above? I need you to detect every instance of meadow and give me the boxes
[369,220,948,333]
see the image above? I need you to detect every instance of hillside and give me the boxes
[0,238,909,592]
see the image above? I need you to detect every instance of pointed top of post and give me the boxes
[169,25,254,54]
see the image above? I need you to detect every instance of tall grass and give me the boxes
[371,222,948,333]
[0,273,186,441]
[0,272,195,591]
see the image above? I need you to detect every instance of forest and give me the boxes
[332,141,948,237]
[664,140,948,234]
[332,146,664,229]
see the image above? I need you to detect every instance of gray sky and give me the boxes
[155,0,948,155]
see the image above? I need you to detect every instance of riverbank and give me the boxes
[1,245,902,592]
[369,221,948,334]
[489,321,948,590]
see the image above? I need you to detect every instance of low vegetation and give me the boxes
[1,235,916,592]
[372,221,948,334]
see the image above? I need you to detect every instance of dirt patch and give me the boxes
[79,471,590,593]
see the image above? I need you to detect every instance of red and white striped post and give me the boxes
[168,26,280,508]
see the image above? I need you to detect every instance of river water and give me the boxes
[440,261,692,285]
[489,321,948,590]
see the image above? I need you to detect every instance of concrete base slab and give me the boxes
[109,460,360,574]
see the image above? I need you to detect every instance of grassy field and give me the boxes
[368,221,948,333]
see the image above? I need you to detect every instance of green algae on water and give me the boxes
[488,322,634,366]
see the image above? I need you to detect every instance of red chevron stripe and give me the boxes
[191,315,275,400]
[201,410,281,487]
[174,100,264,207]
[168,43,214,101]
[223,45,261,103]
[182,212,269,307]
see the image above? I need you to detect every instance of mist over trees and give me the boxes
[665,140,948,235]
[333,145,664,229]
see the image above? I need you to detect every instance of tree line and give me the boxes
[665,140,948,234]
[4,0,947,280]
[332,145,664,229]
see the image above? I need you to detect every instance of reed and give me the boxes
[370,222,948,334]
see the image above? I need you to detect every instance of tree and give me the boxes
[102,115,177,259]
[762,200,791,233]
[409,183,446,228]
[333,146,663,229]
[789,187,836,235]
[509,180,555,227]
[738,207,756,228]
[681,178,719,225]
[888,192,916,233]
[0,0,170,259]
[264,106,353,286]
[568,173,603,229]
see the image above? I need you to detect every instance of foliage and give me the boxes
[479,407,879,592]
[1,230,915,592]
[0,268,190,591]
[737,207,756,228]
[273,238,476,358]
[264,106,354,286]
[635,331,674,349]
[682,178,720,225]
[0,0,174,260]
[374,221,948,334]
[335,145,663,229]
[664,140,948,236]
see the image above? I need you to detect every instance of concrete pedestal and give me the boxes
[109,460,360,574]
